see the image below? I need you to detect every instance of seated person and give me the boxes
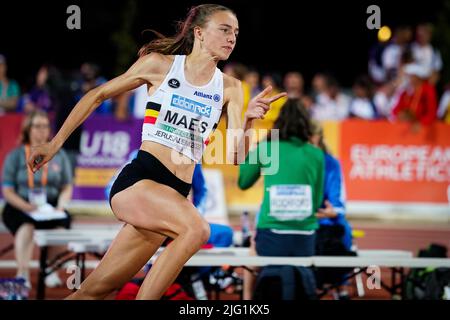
[310,121,352,251]
[239,99,324,300]
[1,110,73,288]
[310,120,355,298]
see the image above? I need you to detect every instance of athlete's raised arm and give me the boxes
[224,75,286,165]
[27,53,165,173]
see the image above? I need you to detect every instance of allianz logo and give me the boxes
[171,94,212,118]
[194,91,213,100]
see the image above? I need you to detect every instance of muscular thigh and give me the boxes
[110,179,203,239]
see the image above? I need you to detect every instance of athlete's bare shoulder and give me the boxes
[133,53,174,76]
[222,73,242,105]
[130,53,175,86]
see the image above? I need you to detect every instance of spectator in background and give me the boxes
[349,75,378,120]
[310,120,354,299]
[382,25,413,81]
[0,54,20,114]
[411,23,442,85]
[311,73,328,100]
[437,84,450,124]
[301,94,315,113]
[19,65,57,114]
[113,89,134,121]
[392,63,437,127]
[1,110,73,288]
[374,49,416,120]
[283,71,304,99]
[311,75,350,121]
[373,80,398,120]
[262,73,282,91]
[239,99,324,300]
[368,37,389,85]
[309,120,352,251]
[303,72,327,113]
[223,62,251,118]
[223,61,248,81]
[244,68,262,99]
[259,73,287,122]
[75,62,113,114]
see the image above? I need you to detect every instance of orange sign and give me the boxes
[340,120,450,203]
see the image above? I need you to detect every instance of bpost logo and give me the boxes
[171,94,212,118]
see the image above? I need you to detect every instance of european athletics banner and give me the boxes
[340,119,450,205]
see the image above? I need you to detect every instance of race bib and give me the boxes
[28,187,47,208]
[150,93,220,161]
[269,185,313,221]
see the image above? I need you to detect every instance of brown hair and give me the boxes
[310,119,330,154]
[138,4,235,57]
[20,110,51,145]
[272,99,312,142]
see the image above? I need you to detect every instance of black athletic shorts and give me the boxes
[109,150,192,206]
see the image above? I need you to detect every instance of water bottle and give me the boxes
[191,274,208,300]
[241,211,251,247]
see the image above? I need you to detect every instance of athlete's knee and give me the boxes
[185,218,210,247]
[199,220,211,244]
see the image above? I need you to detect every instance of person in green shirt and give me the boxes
[238,98,324,299]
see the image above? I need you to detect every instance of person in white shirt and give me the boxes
[411,23,443,85]
[312,75,350,121]
[349,75,378,120]
[382,25,413,81]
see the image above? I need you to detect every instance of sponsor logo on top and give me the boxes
[171,94,212,118]
[168,78,180,88]
[193,91,221,103]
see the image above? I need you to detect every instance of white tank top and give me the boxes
[141,55,224,162]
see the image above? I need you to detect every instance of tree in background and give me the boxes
[111,0,138,76]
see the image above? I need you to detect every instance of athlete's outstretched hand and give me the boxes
[27,142,58,173]
[245,86,287,121]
